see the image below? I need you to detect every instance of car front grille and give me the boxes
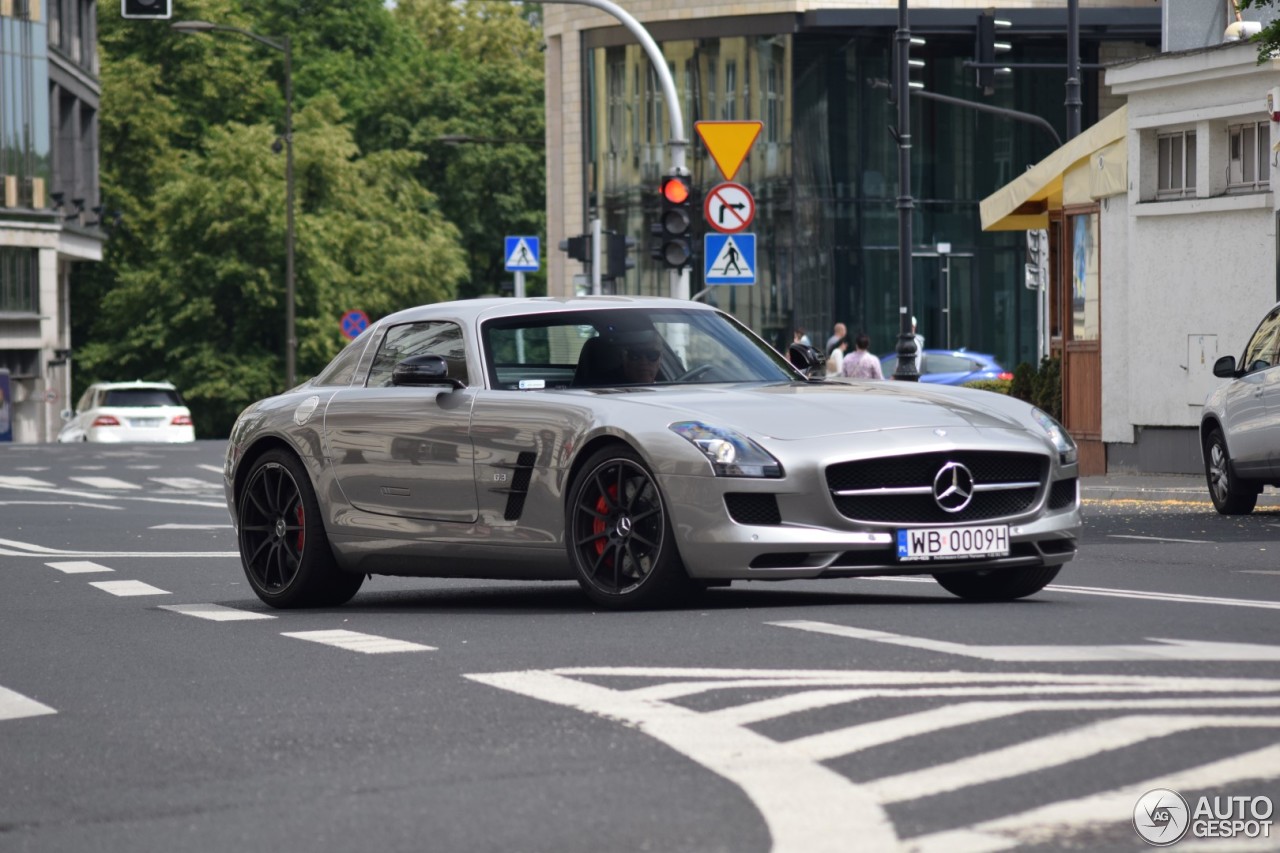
[825,451,1048,524]
[1048,477,1078,509]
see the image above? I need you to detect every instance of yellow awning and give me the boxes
[980,105,1128,231]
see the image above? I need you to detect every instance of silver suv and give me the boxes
[1201,302,1280,514]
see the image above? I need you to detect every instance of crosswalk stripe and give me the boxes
[158,603,275,621]
[45,561,114,574]
[281,629,435,654]
[88,580,170,597]
[149,523,233,530]
[0,686,56,722]
[68,476,141,490]
[0,476,55,488]
[197,464,224,474]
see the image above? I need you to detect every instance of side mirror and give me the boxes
[60,409,73,422]
[1212,354,1238,379]
[392,354,465,389]
[788,342,826,380]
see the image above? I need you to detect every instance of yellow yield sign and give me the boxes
[695,120,762,181]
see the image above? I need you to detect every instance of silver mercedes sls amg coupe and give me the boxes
[224,296,1081,609]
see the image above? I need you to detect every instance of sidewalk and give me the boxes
[1080,472,1280,506]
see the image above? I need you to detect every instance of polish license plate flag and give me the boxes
[897,524,1009,561]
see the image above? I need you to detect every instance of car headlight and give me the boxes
[670,421,783,478]
[1031,407,1077,465]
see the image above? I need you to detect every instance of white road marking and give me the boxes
[0,686,56,722]
[149,523,233,530]
[148,477,220,490]
[158,603,275,621]
[0,476,55,488]
[469,669,898,852]
[870,714,1280,804]
[0,537,237,558]
[73,466,106,471]
[14,467,49,472]
[68,476,141,490]
[908,744,1280,853]
[1107,533,1213,543]
[771,620,1280,661]
[0,501,121,509]
[197,464,224,475]
[127,465,160,470]
[88,580,170,597]
[869,575,1280,610]
[45,561,114,574]
[474,666,1280,852]
[281,629,435,654]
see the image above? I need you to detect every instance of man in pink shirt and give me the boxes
[840,332,884,379]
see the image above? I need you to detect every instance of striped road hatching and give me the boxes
[467,666,1280,852]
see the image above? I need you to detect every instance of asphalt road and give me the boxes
[1,441,1277,853]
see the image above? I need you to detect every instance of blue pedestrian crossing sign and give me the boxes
[704,233,755,284]
[504,236,540,272]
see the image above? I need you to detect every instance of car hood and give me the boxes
[575,381,1029,440]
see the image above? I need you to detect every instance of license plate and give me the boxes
[129,418,163,428]
[896,524,1009,562]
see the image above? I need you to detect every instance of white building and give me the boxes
[983,34,1280,474]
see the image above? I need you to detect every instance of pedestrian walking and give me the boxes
[840,332,884,379]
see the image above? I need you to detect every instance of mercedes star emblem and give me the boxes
[933,462,976,512]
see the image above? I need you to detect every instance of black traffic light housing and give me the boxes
[604,231,636,281]
[559,234,590,263]
[652,173,694,269]
[976,9,1011,95]
[121,0,172,19]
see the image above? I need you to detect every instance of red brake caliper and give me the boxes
[592,485,618,564]
[295,503,306,553]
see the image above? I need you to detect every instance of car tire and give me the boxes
[565,445,693,609]
[933,565,1061,601]
[1203,428,1258,515]
[237,449,363,608]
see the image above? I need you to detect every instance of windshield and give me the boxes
[102,388,184,407]
[483,308,798,390]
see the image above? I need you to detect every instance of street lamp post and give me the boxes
[892,0,920,381]
[171,20,296,389]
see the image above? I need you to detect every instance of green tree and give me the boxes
[76,0,540,436]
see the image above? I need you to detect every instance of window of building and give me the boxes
[0,7,52,209]
[1228,121,1269,192]
[0,248,39,313]
[724,59,737,120]
[1156,130,1195,199]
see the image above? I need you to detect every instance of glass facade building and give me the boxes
[568,8,1159,369]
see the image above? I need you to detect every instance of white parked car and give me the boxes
[58,381,195,443]
[1202,301,1280,514]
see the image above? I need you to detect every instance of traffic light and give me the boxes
[976,9,1012,95]
[121,0,172,19]
[652,173,693,269]
[559,234,590,263]
[1025,228,1048,289]
[604,231,636,281]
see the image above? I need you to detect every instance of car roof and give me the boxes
[89,380,179,391]
[377,295,720,327]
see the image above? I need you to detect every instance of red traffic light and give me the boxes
[661,177,690,205]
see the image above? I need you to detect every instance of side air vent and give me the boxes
[499,451,538,521]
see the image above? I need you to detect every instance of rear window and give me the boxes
[102,388,184,407]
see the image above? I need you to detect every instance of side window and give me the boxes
[77,389,95,412]
[1242,309,1280,374]
[314,333,371,387]
[367,321,468,388]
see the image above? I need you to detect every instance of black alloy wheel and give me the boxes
[1204,428,1258,515]
[238,449,363,608]
[566,446,690,608]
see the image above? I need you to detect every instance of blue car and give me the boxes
[879,349,1013,385]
